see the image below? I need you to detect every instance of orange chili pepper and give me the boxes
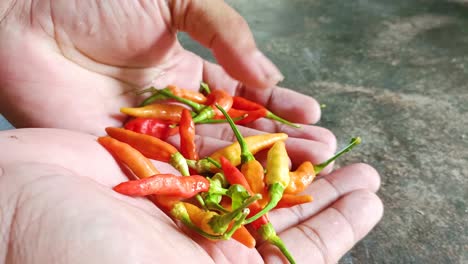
[168,85,207,104]
[231,226,256,248]
[285,161,316,195]
[276,194,313,209]
[205,89,233,117]
[105,127,178,163]
[120,103,186,122]
[209,133,288,168]
[98,136,159,178]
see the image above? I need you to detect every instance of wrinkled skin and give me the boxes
[0,1,383,263]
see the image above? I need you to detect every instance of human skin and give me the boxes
[0,129,382,263]
[0,0,383,263]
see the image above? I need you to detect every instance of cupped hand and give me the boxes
[0,129,383,263]
[0,0,334,170]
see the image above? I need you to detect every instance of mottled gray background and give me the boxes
[1,0,467,263]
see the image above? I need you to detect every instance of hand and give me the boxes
[0,129,383,263]
[0,0,334,170]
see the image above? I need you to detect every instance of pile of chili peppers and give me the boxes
[98,83,361,264]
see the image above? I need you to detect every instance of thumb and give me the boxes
[169,0,283,89]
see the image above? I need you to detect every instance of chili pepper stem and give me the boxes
[196,116,246,124]
[192,107,216,123]
[244,183,285,224]
[209,194,261,234]
[222,209,250,239]
[215,104,255,163]
[199,82,211,95]
[159,88,205,112]
[171,203,223,240]
[259,223,296,264]
[136,87,157,95]
[266,111,301,128]
[139,91,169,107]
[314,137,361,174]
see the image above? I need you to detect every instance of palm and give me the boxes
[1,129,382,263]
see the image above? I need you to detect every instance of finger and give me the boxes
[269,163,381,233]
[259,190,383,264]
[236,84,322,124]
[194,124,335,168]
[169,0,283,89]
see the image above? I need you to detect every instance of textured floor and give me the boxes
[1,1,467,263]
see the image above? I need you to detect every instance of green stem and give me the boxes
[259,223,296,264]
[158,88,205,112]
[244,183,284,224]
[136,87,158,95]
[314,136,361,174]
[222,209,249,239]
[209,194,261,233]
[199,82,211,95]
[215,104,255,163]
[206,157,221,169]
[170,152,205,208]
[192,107,216,123]
[171,203,223,240]
[266,111,301,128]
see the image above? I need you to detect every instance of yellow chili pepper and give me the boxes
[209,133,288,169]
[285,161,315,194]
[120,103,186,122]
[246,140,290,223]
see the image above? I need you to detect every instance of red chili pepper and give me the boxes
[205,90,233,117]
[232,96,300,128]
[180,109,198,160]
[220,156,269,229]
[124,118,178,140]
[113,174,209,198]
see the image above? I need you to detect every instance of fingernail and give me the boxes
[253,51,284,86]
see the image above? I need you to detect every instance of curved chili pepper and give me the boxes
[286,161,315,195]
[120,103,186,122]
[246,141,290,224]
[209,133,288,169]
[180,109,198,160]
[205,90,233,117]
[216,104,267,199]
[232,96,300,128]
[231,225,256,248]
[124,117,178,140]
[97,136,160,178]
[113,174,209,198]
[219,157,269,230]
[276,194,313,209]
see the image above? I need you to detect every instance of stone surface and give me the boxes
[1,0,467,263]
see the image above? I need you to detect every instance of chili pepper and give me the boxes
[285,161,315,195]
[105,127,191,177]
[124,117,178,140]
[195,115,245,124]
[232,96,300,128]
[113,173,209,198]
[106,127,178,163]
[158,88,233,122]
[120,103,186,122]
[276,194,313,209]
[97,136,159,178]
[180,109,199,160]
[97,136,178,212]
[231,225,256,248]
[258,223,296,264]
[168,85,207,104]
[209,133,288,170]
[220,156,269,230]
[215,104,266,197]
[172,194,259,237]
[245,141,290,224]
